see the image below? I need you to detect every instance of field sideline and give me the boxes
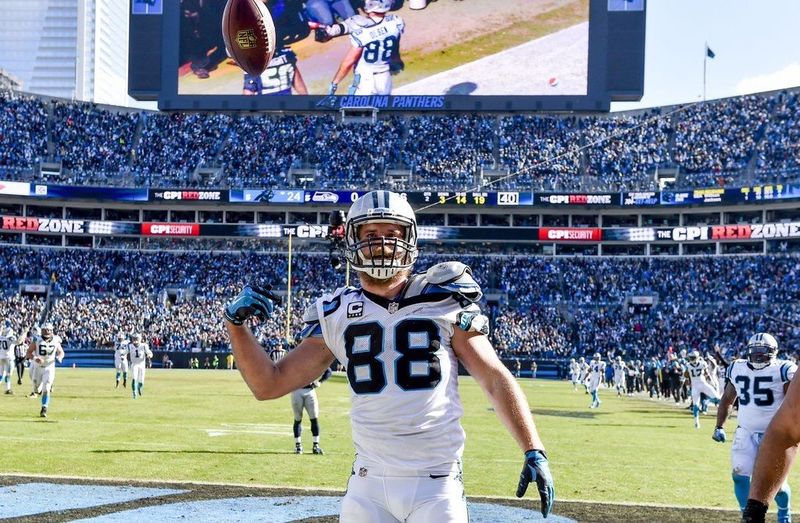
[1,368,795,515]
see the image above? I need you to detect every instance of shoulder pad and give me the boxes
[425,262,482,304]
[302,302,320,324]
[345,15,376,30]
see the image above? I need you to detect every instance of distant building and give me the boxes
[0,0,130,106]
[0,69,22,91]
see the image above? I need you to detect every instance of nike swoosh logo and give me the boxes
[429,474,449,479]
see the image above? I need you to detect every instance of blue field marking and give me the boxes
[73,496,576,522]
[0,483,186,518]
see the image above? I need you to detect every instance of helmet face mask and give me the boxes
[747,333,778,370]
[41,323,54,341]
[345,191,418,281]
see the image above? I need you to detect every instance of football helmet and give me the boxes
[615,355,623,362]
[747,332,778,369]
[688,350,700,362]
[345,190,418,280]
[578,357,585,364]
[132,333,142,343]
[41,323,54,341]
[364,0,393,13]
[116,332,126,343]
[569,358,575,364]
[592,353,601,361]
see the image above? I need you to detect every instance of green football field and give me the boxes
[1,368,795,512]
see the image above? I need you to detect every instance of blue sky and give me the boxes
[610,0,800,111]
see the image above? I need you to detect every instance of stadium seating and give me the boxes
[2,246,798,360]
[2,89,799,191]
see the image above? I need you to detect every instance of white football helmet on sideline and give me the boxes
[364,0,393,13]
[747,332,778,369]
[345,190,418,280]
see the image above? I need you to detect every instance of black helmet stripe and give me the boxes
[372,191,380,208]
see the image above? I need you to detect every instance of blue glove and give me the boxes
[224,285,279,326]
[712,427,726,443]
[516,449,555,518]
[328,82,338,95]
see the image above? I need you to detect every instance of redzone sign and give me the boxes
[142,223,200,236]
[538,228,602,241]
[1,216,84,234]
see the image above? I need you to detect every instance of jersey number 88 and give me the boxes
[363,35,398,64]
[344,319,441,394]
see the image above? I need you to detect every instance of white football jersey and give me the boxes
[114,342,129,359]
[569,362,580,375]
[612,362,626,378]
[129,343,152,365]
[589,360,606,379]
[349,14,404,74]
[579,362,590,376]
[34,336,62,367]
[0,330,15,360]
[302,263,487,470]
[686,359,709,384]
[726,359,797,433]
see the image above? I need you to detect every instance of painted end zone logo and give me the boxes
[142,222,200,236]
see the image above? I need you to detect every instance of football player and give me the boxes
[225,190,555,521]
[685,350,720,428]
[612,355,626,397]
[242,47,308,96]
[291,368,331,455]
[14,329,27,385]
[568,358,580,391]
[25,323,63,418]
[27,326,43,398]
[712,333,794,522]
[128,334,153,399]
[578,356,590,393]
[328,0,404,96]
[587,353,606,409]
[0,321,16,394]
[113,332,129,389]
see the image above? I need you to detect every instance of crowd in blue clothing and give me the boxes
[1,246,798,359]
[1,89,798,191]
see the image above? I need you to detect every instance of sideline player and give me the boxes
[612,355,626,397]
[712,333,794,522]
[26,323,63,418]
[686,350,720,428]
[129,334,153,399]
[14,330,27,385]
[0,321,16,394]
[578,356,590,393]
[225,190,555,520]
[114,332,129,389]
[568,358,580,391]
[292,368,332,455]
[587,353,606,409]
[328,0,404,96]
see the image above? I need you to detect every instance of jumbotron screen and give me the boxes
[179,0,589,98]
[146,0,645,111]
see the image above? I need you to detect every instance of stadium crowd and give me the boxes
[1,246,799,362]
[1,88,799,191]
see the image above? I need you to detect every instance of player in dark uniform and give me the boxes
[242,47,308,96]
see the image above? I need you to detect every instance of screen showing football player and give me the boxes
[225,190,555,520]
[712,333,794,522]
[328,0,404,96]
[25,323,63,418]
[242,1,308,96]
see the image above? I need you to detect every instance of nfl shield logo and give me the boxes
[236,29,257,49]
[388,302,399,314]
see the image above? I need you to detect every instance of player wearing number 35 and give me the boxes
[225,190,554,522]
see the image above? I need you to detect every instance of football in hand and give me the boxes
[222,0,277,76]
